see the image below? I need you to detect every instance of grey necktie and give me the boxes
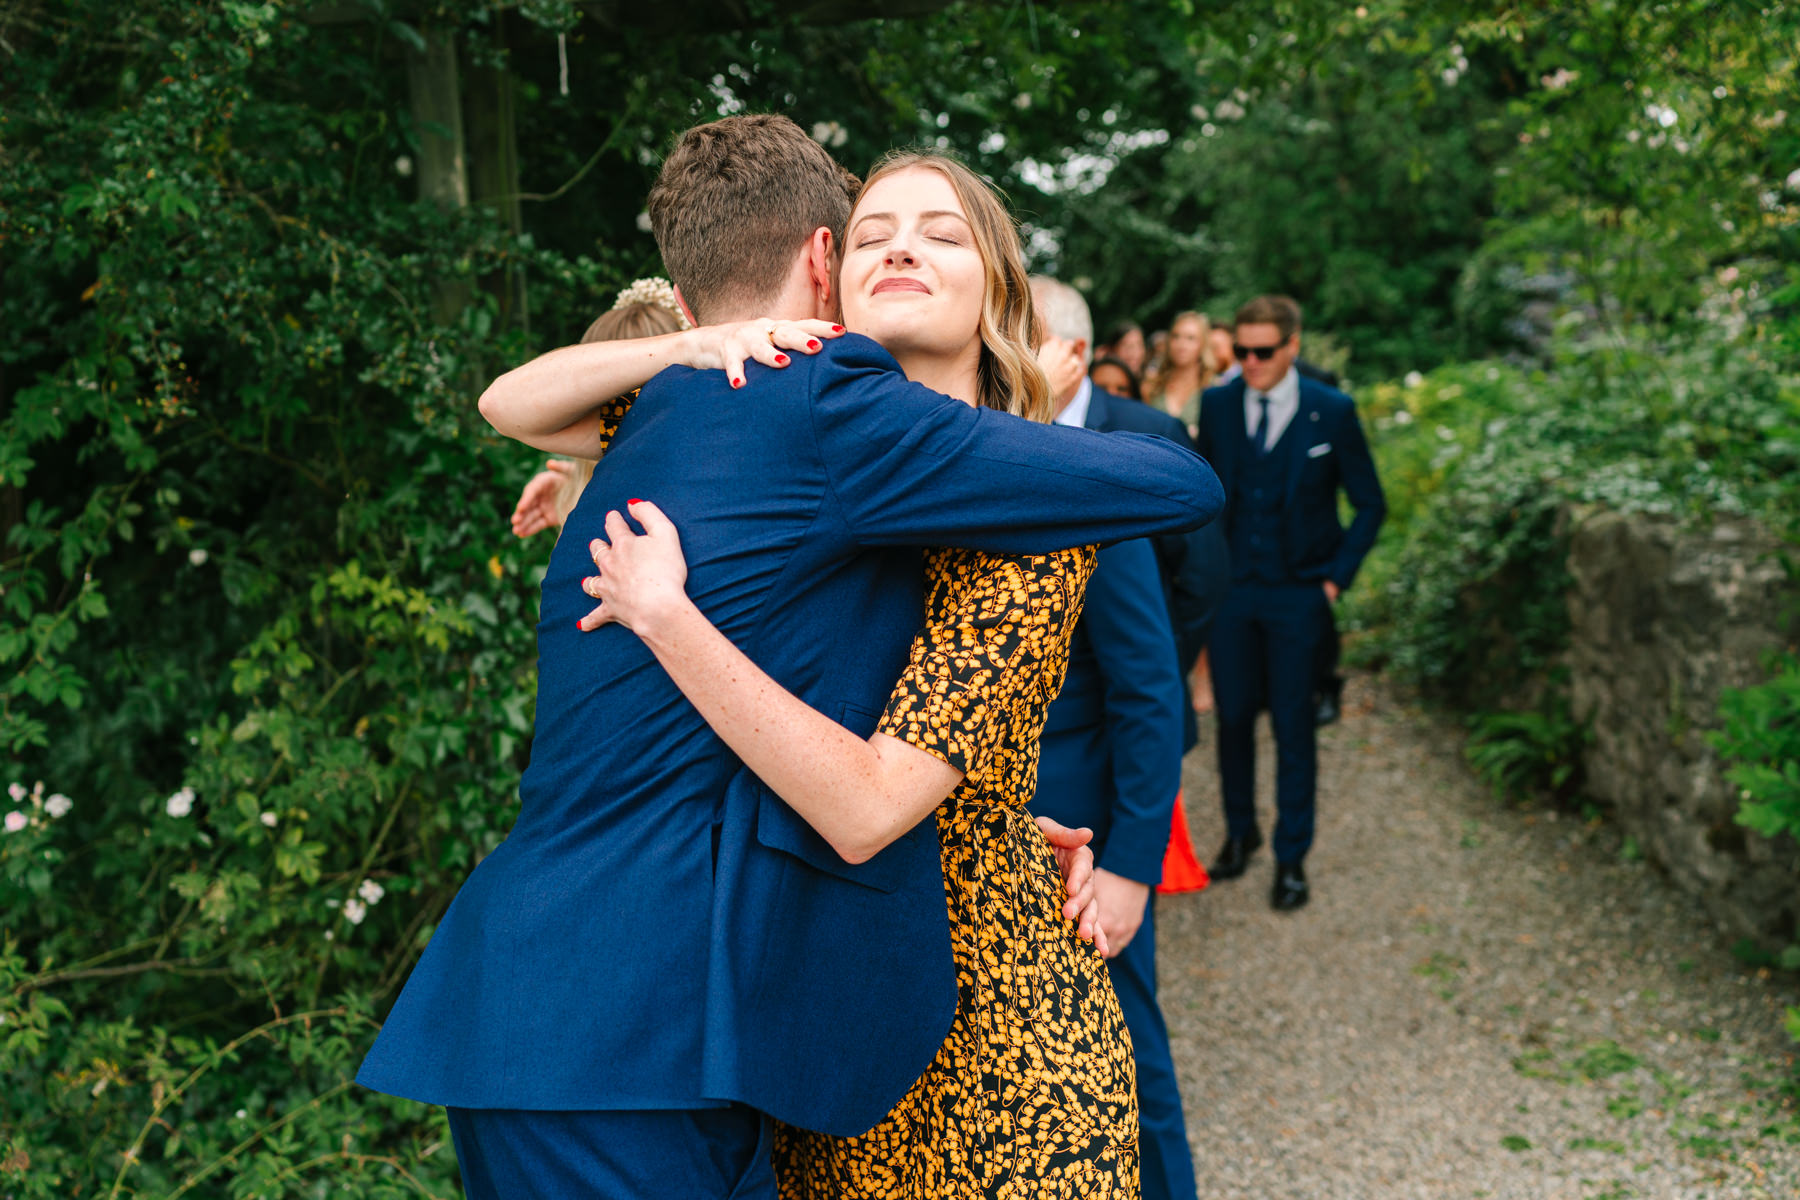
[1253,394,1271,456]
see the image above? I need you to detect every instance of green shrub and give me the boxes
[1345,299,1800,709]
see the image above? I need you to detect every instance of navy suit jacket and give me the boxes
[1195,375,1386,590]
[1030,535,1186,886]
[1084,385,1231,668]
[358,335,1223,1136]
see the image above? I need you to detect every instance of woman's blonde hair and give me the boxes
[555,298,686,523]
[851,150,1053,424]
[1146,310,1218,397]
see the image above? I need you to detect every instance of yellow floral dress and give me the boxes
[773,546,1140,1199]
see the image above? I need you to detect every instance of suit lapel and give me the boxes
[1084,385,1110,432]
[1283,382,1318,505]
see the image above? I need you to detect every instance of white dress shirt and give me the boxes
[1055,376,1094,429]
[1243,367,1301,449]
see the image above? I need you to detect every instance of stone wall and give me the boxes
[1565,507,1799,945]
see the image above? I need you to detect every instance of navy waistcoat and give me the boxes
[1229,427,1297,584]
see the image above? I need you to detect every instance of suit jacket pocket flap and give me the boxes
[754,784,918,893]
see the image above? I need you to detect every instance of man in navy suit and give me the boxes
[357,116,1223,1198]
[1027,276,1218,1200]
[1197,295,1385,911]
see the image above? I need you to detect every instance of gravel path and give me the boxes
[1160,674,1800,1200]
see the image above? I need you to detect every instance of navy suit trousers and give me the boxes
[1210,581,1331,863]
[1110,898,1198,1200]
[448,1106,774,1200]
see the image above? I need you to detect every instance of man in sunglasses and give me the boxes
[1194,295,1386,910]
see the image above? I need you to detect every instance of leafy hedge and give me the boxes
[1344,286,1800,711]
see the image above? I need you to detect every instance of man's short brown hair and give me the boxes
[646,115,860,323]
[1234,295,1303,341]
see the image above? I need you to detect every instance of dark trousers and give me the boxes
[448,1104,774,1200]
[1111,899,1198,1200]
[1209,581,1329,864]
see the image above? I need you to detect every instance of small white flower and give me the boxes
[188,548,208,566]
[343,898,368,925]
[323,930,334,941]
[394,155,413,177]
[1442,68,1460,86]
[6,783,23,803]
[1658,107,1678,129]
[165,787,195,818]
[1012,92,1032,110]
[260,811,278,827]
[635,211,653,233]
[1713,86,1728,100]
[3,811,26,834]
[1393,409,1414,426]
[235,1109,248,1120]
[357,878,385,905]
[1786,167,1800,189]
[45,794,71,819]
[1404,370,1424,388]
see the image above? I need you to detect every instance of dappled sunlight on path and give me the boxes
[1161,675,1800,1199]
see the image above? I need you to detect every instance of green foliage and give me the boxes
[1715,647,1800,846]
[1346,295,1800,707]
[1465,686,1589,804]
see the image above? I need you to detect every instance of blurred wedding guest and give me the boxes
[1144,311,1216,436]
[1210,322,1241,384]
[1098,318,1148,376]
[508,280,688,539]
[1089,355,1143,401]
[1145,327,1170,378]
[1196,295,1385,912]
[1029,275,1212,1200]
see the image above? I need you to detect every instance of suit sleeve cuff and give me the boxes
[1097,813,1172,887]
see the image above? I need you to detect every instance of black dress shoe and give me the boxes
[1314,675,1344,727]
[1272,862,1310,911]
[1209,830,1263,880]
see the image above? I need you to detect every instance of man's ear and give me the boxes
[1072,338,1090,366]
[806,226,836,320]
[672,284,699,329]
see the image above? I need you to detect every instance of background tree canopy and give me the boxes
[2,0,1795,1193]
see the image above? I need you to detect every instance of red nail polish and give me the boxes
[576,620,584,631]
[831,324,844,333]
[629,498,642,505]
[732,377,743,388]
[807,340,821,351]
[774,354,789,365]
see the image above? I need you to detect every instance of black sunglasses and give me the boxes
[1233,343,1284,362]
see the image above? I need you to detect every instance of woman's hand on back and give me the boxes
[681,318,845,390]
[578,500,694,636]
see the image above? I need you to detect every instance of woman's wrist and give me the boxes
[631,588,703,650]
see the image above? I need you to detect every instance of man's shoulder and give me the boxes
[1093,390,1185,440]
[1298,374,1355,414]
[1199,377,1246,417]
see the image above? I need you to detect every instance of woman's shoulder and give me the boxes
[925,546,1094,611]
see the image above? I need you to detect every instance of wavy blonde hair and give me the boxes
[852,151,1053,424]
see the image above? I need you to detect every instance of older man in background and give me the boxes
[1029,275,1226,1200]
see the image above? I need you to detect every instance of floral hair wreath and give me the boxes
[611,277,692,330]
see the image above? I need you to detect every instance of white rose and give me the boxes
[343,899,368,926]
[357,879,385,906]
[45,794,72,819]
[3,811,26,834]
[166,787,195,818]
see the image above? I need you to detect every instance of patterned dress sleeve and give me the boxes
[592,389,637,457]
[878,548,1094,787]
